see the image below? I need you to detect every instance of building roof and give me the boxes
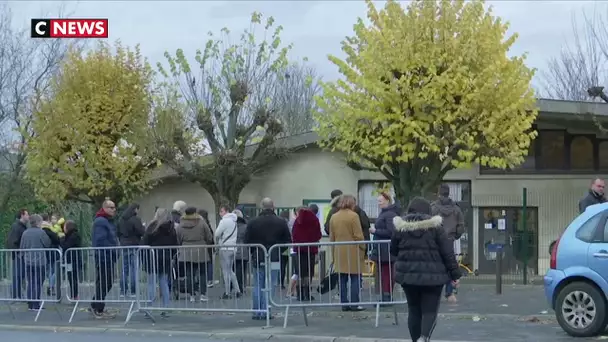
[537,98,608,118]
[151,98,608,180]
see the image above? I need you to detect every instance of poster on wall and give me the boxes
[303,200,332,237]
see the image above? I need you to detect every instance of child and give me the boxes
[61,220,82,300]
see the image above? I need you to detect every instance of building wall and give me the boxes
[472,175,606,273]
[137,144,599,275]
[136,146,360,224]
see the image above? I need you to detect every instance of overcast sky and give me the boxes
[6,0,607,94]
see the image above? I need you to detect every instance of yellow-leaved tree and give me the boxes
[316,0,538,205]
[25,42,157,207]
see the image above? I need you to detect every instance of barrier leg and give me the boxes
[374,303,380,328]
[124,301,138,326]
[301,307,308,327]
[282,306,289,328]
[265,310,271,328]
[392,305,398,326]
[34,301,45,322]
[68,301,79,323]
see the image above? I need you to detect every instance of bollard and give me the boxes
[495,249,503,295]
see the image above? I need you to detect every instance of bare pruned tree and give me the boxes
[274,63,322,136]
[0,4,80,210]
[541,10,608,102]
[154,12,321,213]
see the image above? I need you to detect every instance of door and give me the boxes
[586,212,608,280]
[478,207,539,276]
[478,208,514,274]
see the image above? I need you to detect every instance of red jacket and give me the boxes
[292,209,322,254]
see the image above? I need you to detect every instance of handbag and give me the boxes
[317,263,339,294]
[216,222,237,254]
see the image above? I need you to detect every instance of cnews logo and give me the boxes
[31,19,108,38]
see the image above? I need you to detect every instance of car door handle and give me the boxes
[594,250,608,258]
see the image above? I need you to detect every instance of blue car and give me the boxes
[545,202,608,337]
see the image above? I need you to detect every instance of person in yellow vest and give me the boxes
[41,214,61,297]
[51,215,66,238]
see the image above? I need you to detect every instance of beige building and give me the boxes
[137,98,608,276]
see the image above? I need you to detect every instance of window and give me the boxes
[519,143,536,170]
[358,181,470,218]
[570,136,594,170]
[599,141,608,170]
[576,213,603,242]
[358,182,395,219]
[538,130,565,169]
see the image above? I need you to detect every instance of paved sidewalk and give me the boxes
[0,283,551,316]
[0,310,572,342]
[0,283,566,341]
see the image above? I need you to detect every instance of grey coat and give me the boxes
[431,197,465,240]
[19,227,52,267]
[176,214,214,263]
[234,217,249,261]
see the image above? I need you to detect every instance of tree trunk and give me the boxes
[391,165,442,210]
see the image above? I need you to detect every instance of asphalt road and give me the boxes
[0,329,243,342]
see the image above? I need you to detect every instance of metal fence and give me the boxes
[62,246,149,323]
[136,244,271,325]
[268,240,404,328]
[0,248,63,321]
[0,242,412,327]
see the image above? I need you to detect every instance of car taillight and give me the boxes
[550,237,561,269]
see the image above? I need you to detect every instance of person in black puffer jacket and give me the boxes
[117,203,145,297]
[142,208,178,317]
[391,197,461,342]
[370,192,400,303]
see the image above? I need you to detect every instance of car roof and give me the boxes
[566,202,608,234]
[584,202,608,217]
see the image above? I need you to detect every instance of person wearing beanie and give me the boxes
[391,197,461,342]
[431,184,465,303]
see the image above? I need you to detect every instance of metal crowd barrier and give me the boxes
[268,240,405,328]
[1,242,401,328]
[62,246,149,324]
[134,243,272,326]
[0,248,63,322]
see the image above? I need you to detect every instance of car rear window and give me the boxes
[576,213,603,242]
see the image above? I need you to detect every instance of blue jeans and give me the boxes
[339,273,361,304]
[445,281,454,297]
[48,263,56,291]
[252,266,279,318]
[147,272,170,308]
[11,256,25,299]
[120,249,137,295]
[25,265,45,309]
[206,260,214,282]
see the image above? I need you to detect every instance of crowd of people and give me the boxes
[4,185,465,342]
[5,210,80,310]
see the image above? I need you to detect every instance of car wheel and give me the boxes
[555,282,607,337]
